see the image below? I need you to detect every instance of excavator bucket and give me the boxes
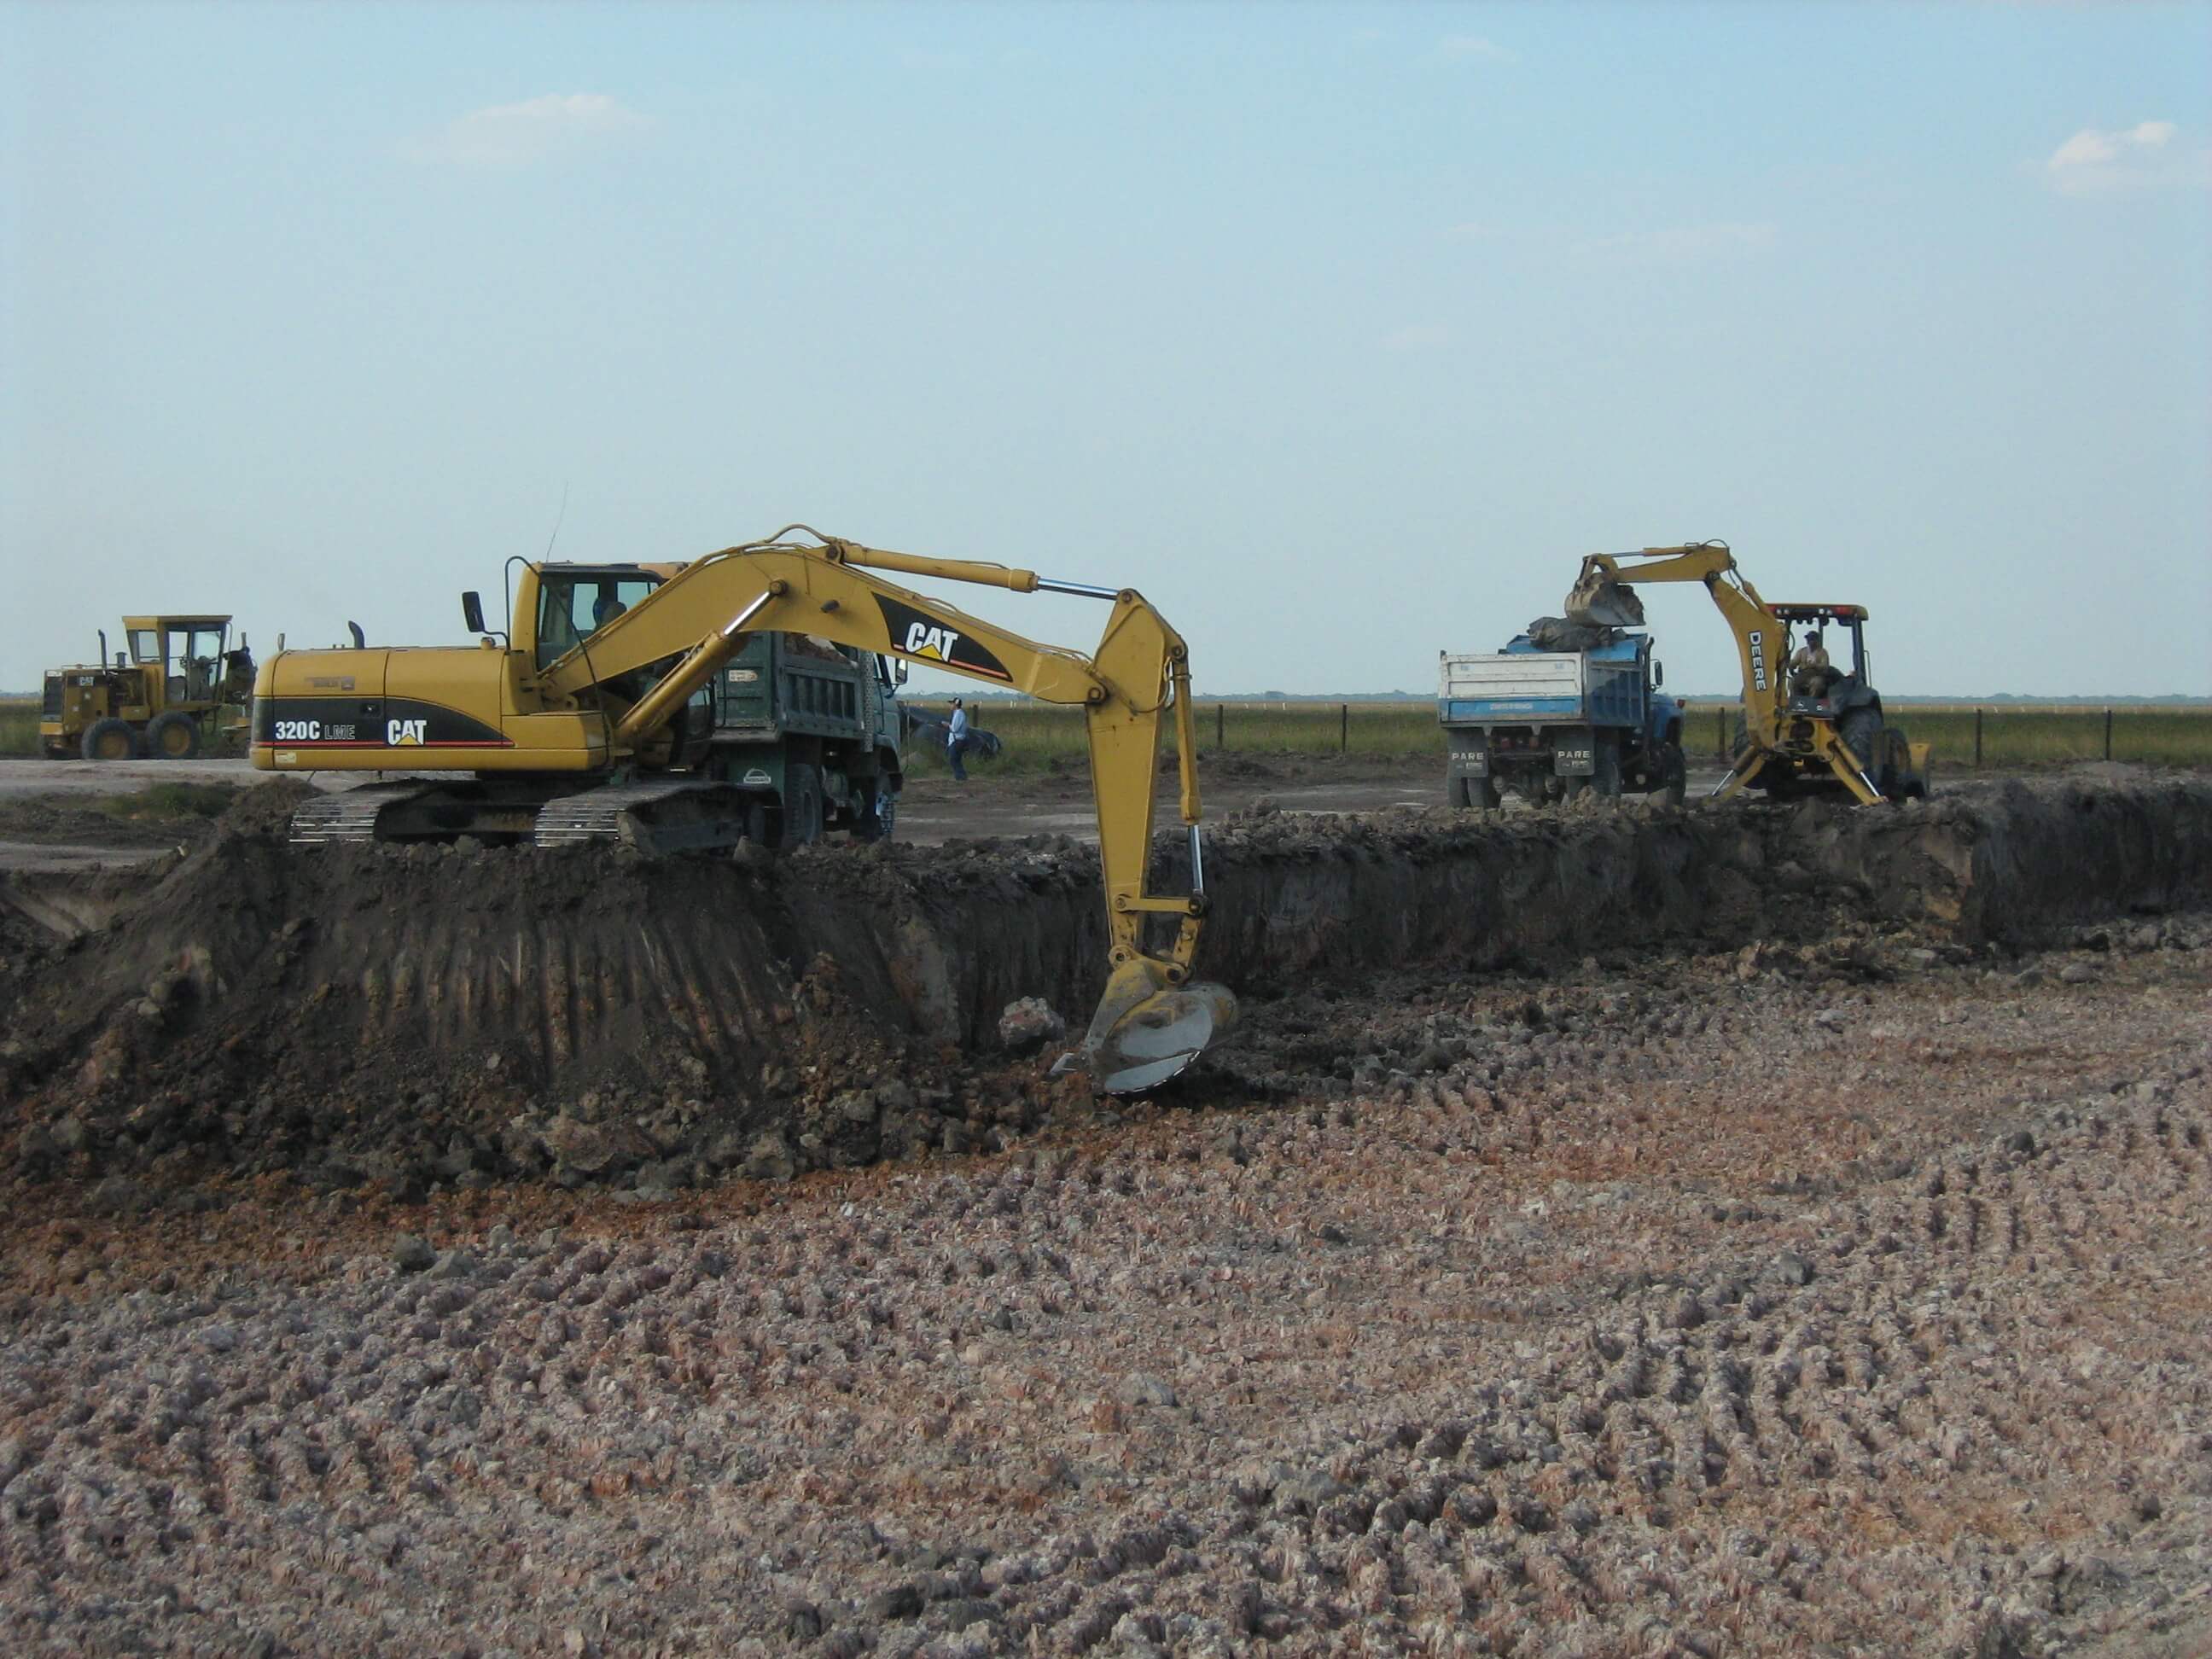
[1077,959,1238,1093]
[1564,566,1647,630]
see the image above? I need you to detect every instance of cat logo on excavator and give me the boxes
[903,621,962,661]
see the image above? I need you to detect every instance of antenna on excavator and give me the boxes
[542,480,568,562]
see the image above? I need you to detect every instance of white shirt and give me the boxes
[947,707,969,742]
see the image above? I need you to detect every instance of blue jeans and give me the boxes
[947,736,968,781]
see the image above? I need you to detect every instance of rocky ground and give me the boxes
[3,909,2208,1656]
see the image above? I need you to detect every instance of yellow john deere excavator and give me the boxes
[250,526,1232,1091]
[1565,542,1930,805]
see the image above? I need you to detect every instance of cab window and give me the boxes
[535,576,657,669]
[179,626,228,697]
[129,630,161,665]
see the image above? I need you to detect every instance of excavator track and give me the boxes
[533,778,748,853]
[287,782,437,845]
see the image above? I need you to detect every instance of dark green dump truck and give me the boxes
[709,627,907,844]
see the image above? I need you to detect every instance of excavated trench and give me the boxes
[0,773,2205,1194]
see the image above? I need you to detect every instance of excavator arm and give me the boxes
[535,526,1228,1091]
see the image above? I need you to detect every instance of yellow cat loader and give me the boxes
[250,525,1232,1090]
[1566,542,1930,805]
[41,615,254,760]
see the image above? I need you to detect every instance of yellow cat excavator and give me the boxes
[1566,541,1930,805]
[250,526,1232,1091]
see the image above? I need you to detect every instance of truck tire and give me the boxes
[1657,742,1688,806]
[1590,732,1622,798]
[146,710,202,760]
[81,718,142,762]
[1447,771,1501,811]
[782,763,824,847]
[853,785,898,841]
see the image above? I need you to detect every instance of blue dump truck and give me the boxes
[1439,625,1688,808]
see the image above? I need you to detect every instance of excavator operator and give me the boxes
[590,583,630,630]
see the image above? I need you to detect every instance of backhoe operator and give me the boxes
[1790,630,1832,697]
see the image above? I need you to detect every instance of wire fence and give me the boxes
[9,693,2206,771]
[1691,703,2212,769]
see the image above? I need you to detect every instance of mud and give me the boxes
[0,775,2206,1196]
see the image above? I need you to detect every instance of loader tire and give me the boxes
[81,719,142,762]
[147,711,202,760]
[1838,707,1884,785]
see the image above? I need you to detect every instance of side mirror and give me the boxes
[462,591,486,634]
[1652,661,1664,688]
[894,659,910,686]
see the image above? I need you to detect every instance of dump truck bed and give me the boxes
[1438,638,1646,727]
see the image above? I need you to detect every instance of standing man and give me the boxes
[946,697,969,782]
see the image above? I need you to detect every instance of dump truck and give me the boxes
[1566,543,1930,804]
[252,525,1232,1091]
[1440,626,1687,808]
[703,624,907,845]
[41,615,254,760]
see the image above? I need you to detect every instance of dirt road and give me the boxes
[0,754,1732,874]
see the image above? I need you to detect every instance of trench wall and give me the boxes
[0,776,2204,1184]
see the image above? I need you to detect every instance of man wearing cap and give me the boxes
[946,698,970,782]
[1790,630,1833,698]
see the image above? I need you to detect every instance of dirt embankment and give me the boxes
[0,775,2205,1196]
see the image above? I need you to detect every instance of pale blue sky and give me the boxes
[3,2,2207,697]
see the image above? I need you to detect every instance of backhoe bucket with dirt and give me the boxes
[1564,563,1648,630]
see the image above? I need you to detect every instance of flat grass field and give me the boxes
[905,699,2212,775]
[0,699,37,757]
[5,693,2205,771]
